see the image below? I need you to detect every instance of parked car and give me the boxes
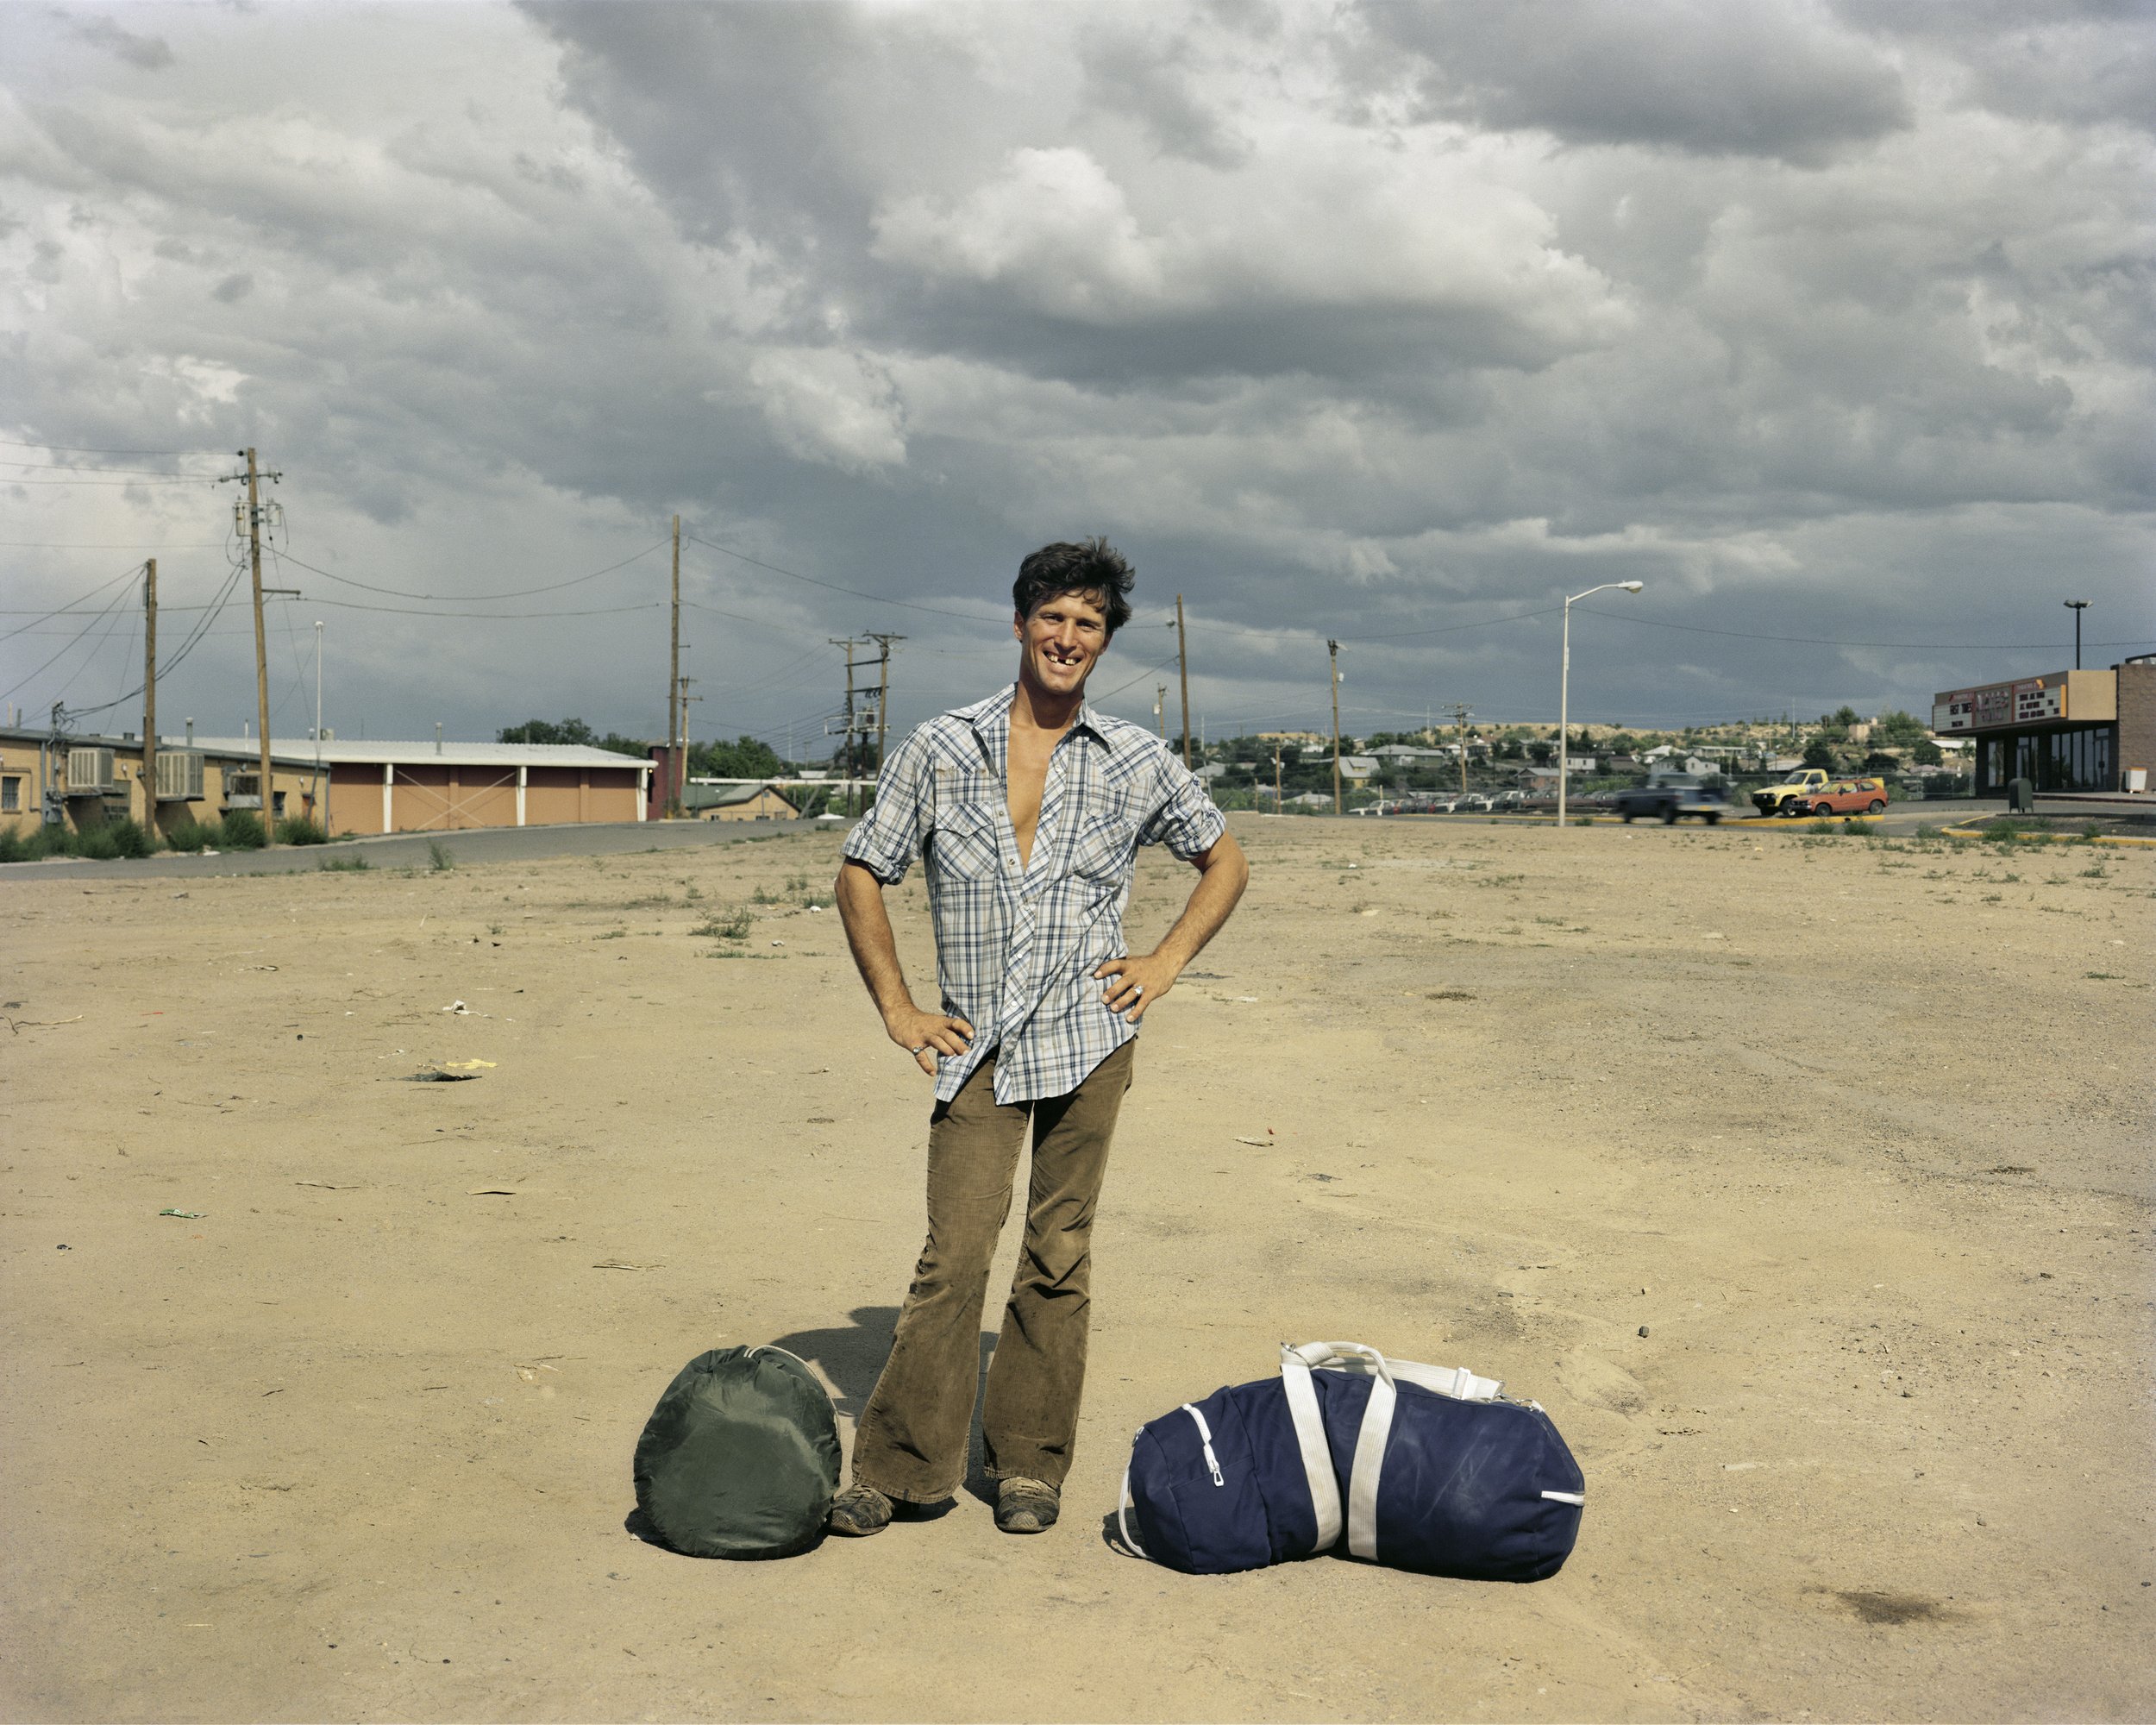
[1458,793,1495,812]
[1613,772,1733,825]
[1752,768,1831,817]
[1802,777,1890,816]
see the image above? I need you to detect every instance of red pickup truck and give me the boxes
[1803,777,1890,816]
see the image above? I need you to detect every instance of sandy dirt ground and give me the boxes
[3,815,2150,1722]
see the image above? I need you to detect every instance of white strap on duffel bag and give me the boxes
[1278,1340,1505,1559]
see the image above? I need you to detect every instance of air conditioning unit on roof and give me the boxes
[66,746,116,796]
[154,750,206,802]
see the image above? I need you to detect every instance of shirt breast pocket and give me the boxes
[931,798,1002,882]
[1070,792,1140,884]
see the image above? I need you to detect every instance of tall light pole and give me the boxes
[1558,581,1644,826]
[2065,599,2090,669]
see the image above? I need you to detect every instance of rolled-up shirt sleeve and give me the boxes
[1138,751,1227,861]
[842,728,931,884]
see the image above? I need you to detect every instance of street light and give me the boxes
[1558,581,1645,827]
[2065,599,2090,669]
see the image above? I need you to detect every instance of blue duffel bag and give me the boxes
[1118,1340,1584,1581]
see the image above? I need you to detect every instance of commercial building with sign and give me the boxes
[1932,658,2155,797]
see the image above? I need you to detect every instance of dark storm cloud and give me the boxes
[72,16,175,72]
[1833,0,2156,132]
[1355,0,1912,165]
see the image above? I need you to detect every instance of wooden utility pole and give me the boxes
[866,633,903,794]
[1175,594,1192,768]
[1155,685,1167,740]
[667,513,681,814]
[244,448,274,845]
[141,559,156,831]
[830,637,859,817]
[1448,701,1471,798]
[1273,740,1282,809]
[1328,637,1343,816]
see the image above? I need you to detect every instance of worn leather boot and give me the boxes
[994,1477,1060,1534]
[828,1484,894,1537]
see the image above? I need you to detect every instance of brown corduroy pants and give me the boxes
[849,1039,1136,1502]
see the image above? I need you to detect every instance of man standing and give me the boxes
[830,538,1249,1536]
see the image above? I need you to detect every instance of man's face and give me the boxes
[1013,588,1111,700]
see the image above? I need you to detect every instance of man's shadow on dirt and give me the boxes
[769,1308,1002,1513]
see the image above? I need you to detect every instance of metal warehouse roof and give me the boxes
[179,737,651,772]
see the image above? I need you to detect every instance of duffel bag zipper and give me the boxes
[1179,1403,1225,1486]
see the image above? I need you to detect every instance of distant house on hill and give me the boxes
[1338,755,1379,781]
[683,781,801,821]
[1288,790,1333,806]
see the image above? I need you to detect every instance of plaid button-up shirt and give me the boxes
[843,681,1227,1105]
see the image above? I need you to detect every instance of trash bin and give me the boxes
[2009,776,2034,812]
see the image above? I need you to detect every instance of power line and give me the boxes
[1570,605,2156,652]
[0,436,201,456]
[0,579,140,706]
[0,562,146,644]
[268,540,669,602]
[685,532,1002,624]
[301,595,663,620]
[1,460,214,478]
[1092,649,1184,702]
[0,475,216,487]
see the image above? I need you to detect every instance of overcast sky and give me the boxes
[3,0,2151,752]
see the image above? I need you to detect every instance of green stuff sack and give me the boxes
[633,1346,840,1559]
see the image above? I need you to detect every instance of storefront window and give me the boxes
[1982,724,2115,794]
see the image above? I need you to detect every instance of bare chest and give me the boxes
[1004,729,1060,868]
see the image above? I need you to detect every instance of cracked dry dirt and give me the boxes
[3,816,2150,1721]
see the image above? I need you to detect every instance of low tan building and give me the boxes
[0,731,653,840]
[200,738,654,836]
[0,726,317,840]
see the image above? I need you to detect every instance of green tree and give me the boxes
[1802,737,1838,771]
[498,717,646,757]
[688,735,784,779]
[1913,737,1943,766]
[1874,709,1927,748]
[498,717,597,745]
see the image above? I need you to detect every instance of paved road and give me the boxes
[0,816,843,884]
